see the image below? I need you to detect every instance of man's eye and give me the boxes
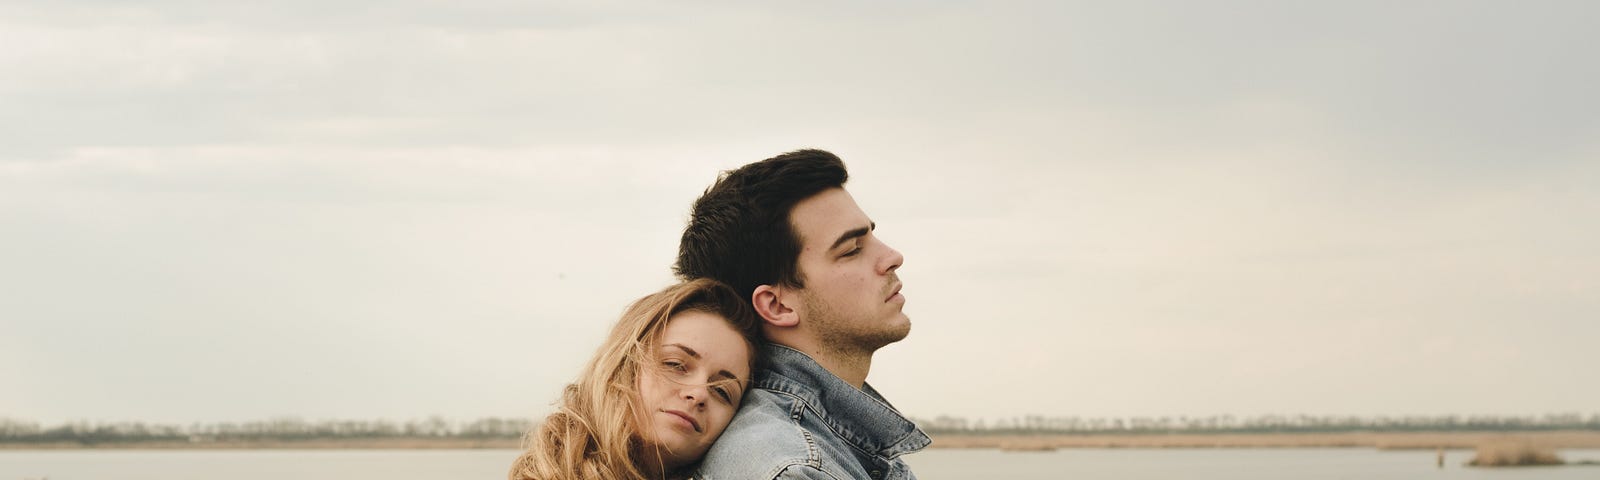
[841,243,862,257]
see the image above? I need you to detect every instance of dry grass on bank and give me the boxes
[1467,442,1565,467]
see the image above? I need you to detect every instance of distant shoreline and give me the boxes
[6,430,1600,451]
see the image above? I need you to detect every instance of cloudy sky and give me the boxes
[3,1,1597,425]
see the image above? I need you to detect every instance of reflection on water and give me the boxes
[904,448,1600,480]
[0,449,518,480]
[2,448,1598,480]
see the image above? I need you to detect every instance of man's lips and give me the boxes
[663,409,701,433]
[886,282,903,302]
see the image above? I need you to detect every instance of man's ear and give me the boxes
[751,284,799,328]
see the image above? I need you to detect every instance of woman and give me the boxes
[510,278,762,480]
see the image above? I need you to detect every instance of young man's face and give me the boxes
[788,187,910,351]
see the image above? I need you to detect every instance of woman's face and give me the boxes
[636,310,752,471]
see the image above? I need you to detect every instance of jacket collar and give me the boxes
[754,343,931,458]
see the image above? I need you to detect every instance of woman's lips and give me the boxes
[663,409,701,433]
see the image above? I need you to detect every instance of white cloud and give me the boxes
[3,0,1598,423]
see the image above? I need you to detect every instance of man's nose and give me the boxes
[879,243,904,274]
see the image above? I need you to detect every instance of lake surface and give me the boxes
[3,448,1599,479]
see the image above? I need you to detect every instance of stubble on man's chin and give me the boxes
[803,294,911,355]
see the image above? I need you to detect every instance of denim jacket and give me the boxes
[695,343,930,480]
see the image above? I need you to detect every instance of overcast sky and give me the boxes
[3,1,1597,426]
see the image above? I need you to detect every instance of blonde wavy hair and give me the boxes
[510,278,761,480]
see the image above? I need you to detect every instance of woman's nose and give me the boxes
[682,384,707,405]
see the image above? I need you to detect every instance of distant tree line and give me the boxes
[7,413,1599,444]
[909,413,1600,435]
[0,416,531,445]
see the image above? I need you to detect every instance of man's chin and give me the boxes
[869,316,913,348]
[889,320,911,342]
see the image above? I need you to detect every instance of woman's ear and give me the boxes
[751,284,798,328]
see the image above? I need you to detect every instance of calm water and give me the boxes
[3,448,1599,479]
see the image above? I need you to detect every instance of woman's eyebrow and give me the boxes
[662,343,700,358]
[663,344,740,385]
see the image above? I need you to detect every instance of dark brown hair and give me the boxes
[673,149,849,299]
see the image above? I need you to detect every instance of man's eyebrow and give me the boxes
[663,344,700,359]
[828,222,875,251]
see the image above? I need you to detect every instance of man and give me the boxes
[676,149,928,479]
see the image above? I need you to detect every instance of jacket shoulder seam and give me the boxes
[772,463,846,480]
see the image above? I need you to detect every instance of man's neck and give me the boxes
[787,341,873,389]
